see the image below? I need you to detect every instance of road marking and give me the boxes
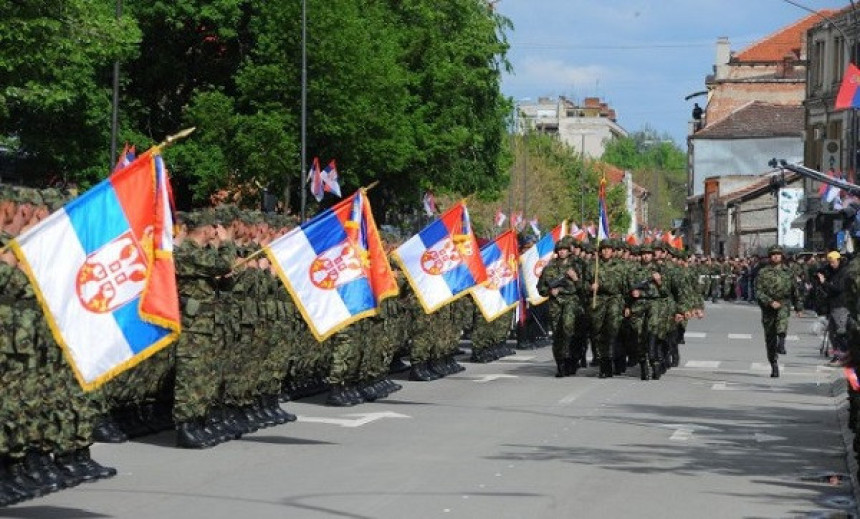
[728,333,752,339]
[298,411,411,428]
[754,432,787,443]
[670,428,693,441]
[685,360,721,369]
[711,381,743,390]
[473,374,519,383]
[500,355,535,362]
[751,363,784,371]
[685,332,707,338]
[785,335,799,341]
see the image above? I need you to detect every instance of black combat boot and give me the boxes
[0,458,32,505]
[359,381,379,402]
[41,452,82,488]
[776,334,787,355]
[72,448,117,480]
[326,385,355,407]
[640,360,651,381]
[770,362,780,378]
[22,451,62,493]
[409,362,434,381]
[176,420,215,449]
[92,414,128,443]
[555,360,565,378]
[564,358,578,376]
[670,342,680,368]
[6,458,45,499]
[598,359,614,379]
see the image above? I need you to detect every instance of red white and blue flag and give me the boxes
[265,189,398,341]
[520,221,567,304]
[12,151,181,391]
[511,211,524,230]
[835,63,860,110]
[528,216,541,237]
[471,230,521,321]
[113,144,136,172]
[597,177,610,241]
[422,191,437,217]
[308,157,324,202]
[321,159,342,198]
[494,209,507,227]
[393,201,487,313]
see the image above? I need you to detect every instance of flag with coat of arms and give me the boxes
[470,230,521,321]
[520,221,567,305]
[265,189,398,341]
[11,150,181,391]
[393,201,487,313]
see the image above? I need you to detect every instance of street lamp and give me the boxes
[570,130,594,223]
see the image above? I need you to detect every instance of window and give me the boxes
[833,36,845,83]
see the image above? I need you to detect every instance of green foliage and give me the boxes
[601,128,687,229]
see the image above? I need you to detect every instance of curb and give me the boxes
[831,374,860,517]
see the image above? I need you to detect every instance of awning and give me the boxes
[790,213,814,229]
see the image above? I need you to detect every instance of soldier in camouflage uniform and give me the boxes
[754,245,802,378]
[625,244,663,380]
[587,240,630,378]
[537,236,582,377]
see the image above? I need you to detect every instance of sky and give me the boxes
[496,0,849,146]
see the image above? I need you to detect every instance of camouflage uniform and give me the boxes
[537,237,582,376]
[587,243,630,378]
[754,246,801,377]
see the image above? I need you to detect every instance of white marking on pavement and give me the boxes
[685,332,707,338]
[670,428,693,441]
[751,363,784,371]
[785,335,799,341]
[728,333,753,339]
[754,432,787,443]
[499,355,535,362]
[298,411,411,428]
[685,360,721,369]
[711,381,743,390]
[473,374,519,383]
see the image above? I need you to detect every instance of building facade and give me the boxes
[516,96,628,158]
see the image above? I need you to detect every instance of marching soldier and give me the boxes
[754,245,802,378]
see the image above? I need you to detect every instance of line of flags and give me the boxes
[14,141,693,391]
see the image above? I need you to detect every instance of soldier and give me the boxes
[537,236,582,377]
[587,241,630,378]
[625,244,663,380]
[754,245,802,378]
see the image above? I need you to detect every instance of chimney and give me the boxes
[715,37,731,80]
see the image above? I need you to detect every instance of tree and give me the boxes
[0,0,140,185]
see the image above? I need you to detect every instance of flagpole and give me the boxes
[153,127,196,151]
[298,0,308,222]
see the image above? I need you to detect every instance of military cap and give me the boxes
[639,243,654,254]
[555,235,575,251]
[598,240,614,250]
[767,244,784,255]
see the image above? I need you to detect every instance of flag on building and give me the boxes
[528,216,541,237]
[835,63,860,110]
[265,189,397,341]
[113,144,136,172]
[422,191,437,217]
[321,160,342,198]
[494,209,507,227]
[11,151,181,391]
[597,177,610,241]
[520,221,567,305]
[308,157,324,202]
[470,230,521,321]
[393,201,487,313]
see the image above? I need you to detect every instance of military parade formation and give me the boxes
[0,180,858,509]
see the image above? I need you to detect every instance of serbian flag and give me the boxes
[494,209,507,227]
[321,160,342,198]
[308,157,324,202]
[422,191,437,217]
[625,234,639,246]
[672,234,684,250]
[11,151,181,391]
[471,230,521,321]
[597,177,610,241]
[511,211,524,230]
[113,144,136,172]
[520,221,567,305]
[835,63,860,110]
[265,190,397,341]
[393,201,487,313]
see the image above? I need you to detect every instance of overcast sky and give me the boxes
[496,0,849,145]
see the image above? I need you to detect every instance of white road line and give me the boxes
[785,335,800,341]
[711,381,744,390]
[728,333,753,339]
[751,363,784,371]
[685,332,707,338]
[670,428,693,441]
[685,360,721,369]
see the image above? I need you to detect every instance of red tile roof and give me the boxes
[718,172,800,204]
[692,101,803,140]
[734,11,836,62]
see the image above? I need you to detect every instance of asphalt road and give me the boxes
[1,301,855,519]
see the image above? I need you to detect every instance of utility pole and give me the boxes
[109,0,122,169]
[298,0,308,221]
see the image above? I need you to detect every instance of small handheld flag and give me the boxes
[422,191,437,217]
[308,157,324,202]
[322,160,342,198]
